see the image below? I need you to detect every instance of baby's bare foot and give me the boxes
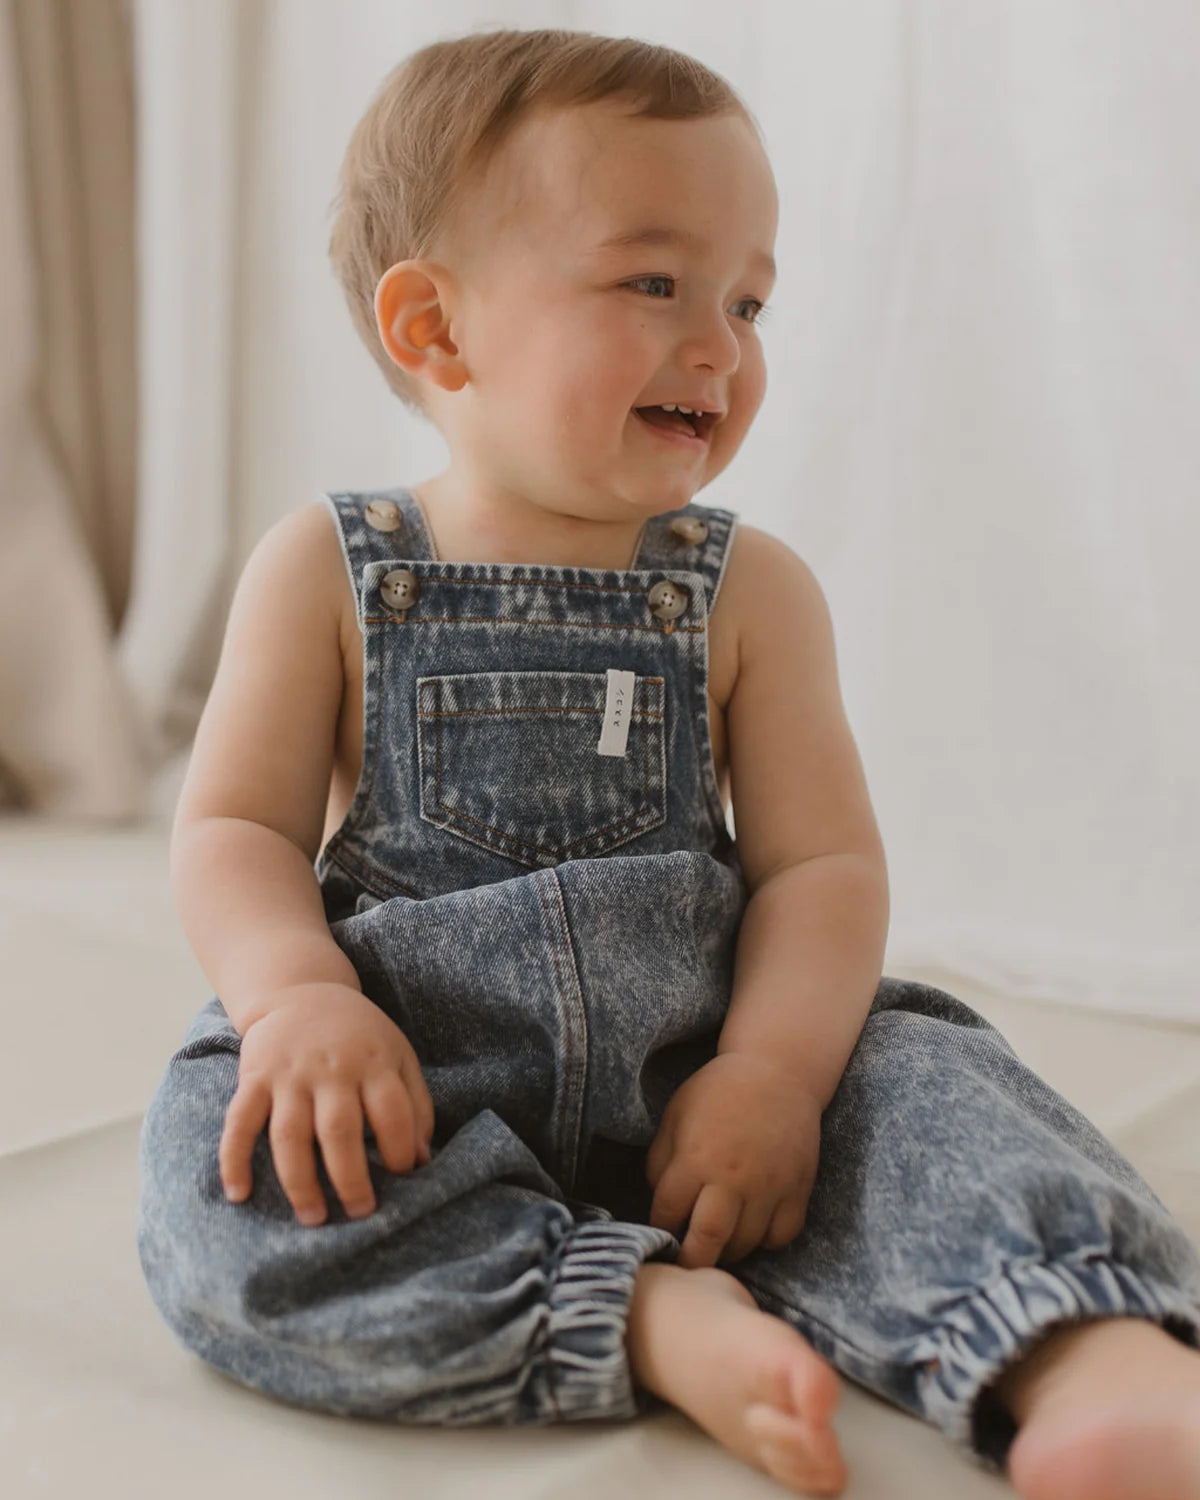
[997,1316,1200,1500]
[627,1261,847,1496]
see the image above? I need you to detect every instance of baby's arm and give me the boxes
[169,504,434,1224]
[645,526,889,1267]
[170,503,357,1036]
[714,524,890,1106]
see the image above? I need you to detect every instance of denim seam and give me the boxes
[536,870,587,1195]
[418,707,664,719]
[710,512,734,608]
[366,614,704,635]
[321,843,421,901]
[688,592,726,842]
[419,793,665,863]
[369,574,705,595]
[316,587,387,884]
[321,492,363,628]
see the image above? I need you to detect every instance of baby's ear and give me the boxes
[374,262,467,392]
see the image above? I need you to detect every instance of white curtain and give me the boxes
[127,0,1200,1023]
[119,0,245,783]
[0,0,144,820]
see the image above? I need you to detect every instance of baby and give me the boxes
[138,26,1200,1500]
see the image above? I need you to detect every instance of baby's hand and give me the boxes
[645,1052,823,1269]
[219,981,436,1226]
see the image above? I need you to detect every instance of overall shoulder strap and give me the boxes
[631,502,740,618]
[320,487,435,628]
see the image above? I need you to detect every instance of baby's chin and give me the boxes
[537,471,690,518]
[582,487,701,522]
[615,463,713,508]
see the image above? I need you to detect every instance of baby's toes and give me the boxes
[785,1345,843,1424]
[746,1403,848,1496]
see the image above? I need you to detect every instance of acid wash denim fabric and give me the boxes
[137,486,1200,1472]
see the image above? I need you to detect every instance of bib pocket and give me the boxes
[417,671,667,867]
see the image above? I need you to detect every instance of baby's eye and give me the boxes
[624,276,770,326]
[736,298,771,326]
[626,274,675,300]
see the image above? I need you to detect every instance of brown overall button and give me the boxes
[668,515,708,546]
[647,579,689,621]
[381,568,420,611]
[365,499,402,532]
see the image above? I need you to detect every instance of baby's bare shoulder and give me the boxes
[293,498,359,648]
[718,522,884,884]
[721,519,822,595]
[714,521,827,675]
[173,501,350,861]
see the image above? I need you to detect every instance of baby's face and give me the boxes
[426,100,778,525]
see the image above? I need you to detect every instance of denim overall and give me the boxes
[137,486,1200,1474]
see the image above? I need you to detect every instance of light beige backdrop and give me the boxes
[2,0,1197,1022]
[0,0,143,819]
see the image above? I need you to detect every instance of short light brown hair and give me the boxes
[327,26,759,420]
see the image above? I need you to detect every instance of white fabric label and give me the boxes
[596,669,636,756]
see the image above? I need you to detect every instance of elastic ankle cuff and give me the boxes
[536,1219,679,1423]
[917,1255,1200,1473]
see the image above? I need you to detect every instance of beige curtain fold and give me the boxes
[0,0,145,819]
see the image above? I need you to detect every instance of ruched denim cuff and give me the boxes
[536,1219,679,1422]
[917,1254,1200,1473]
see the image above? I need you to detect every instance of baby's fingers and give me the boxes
[361,1072,429,1173]
[764,1193,810,1251]
[721,1197,776,1265]
[267,1089,327,1225]
[648,1161,698,1239]
[676,1182,741,1270]
[313,1086,376,1219]
[393,1045,437,1150]
[219,1077,271,1203]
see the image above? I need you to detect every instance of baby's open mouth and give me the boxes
[634,405,715,440]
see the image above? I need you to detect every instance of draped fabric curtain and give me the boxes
[0,0,144,818]
[3,0,1197,1022]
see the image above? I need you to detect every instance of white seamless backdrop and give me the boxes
[123,0,1200,1022]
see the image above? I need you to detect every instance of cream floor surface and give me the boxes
[2,811,1199,1499]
